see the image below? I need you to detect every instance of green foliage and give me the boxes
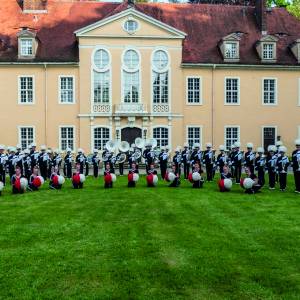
[0,176,300,299]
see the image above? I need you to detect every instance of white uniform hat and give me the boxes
[183,142,189,148]
[47,149,52,154]
[40,145,46,151]
[93,149,99,153]
[24,149,30,154]
[206,142,212,148]
[268,145,276,152]
[234,142,241,148]
[77,148,83,153]
[161,146,165,151]
[231,144,236,150]
[16,144,21,150]
[276,141,283,147]
[175,146,181,152]
[194,143,200,148]
[11,147,16,152]
[279,146,287,153]
[256,147,264,153]
[66,147,72,152]
[54,148,59,154]
[295,139,300,146]
[246,143,253,149]
[219,145,225,151]
[0,145,5,150]
[31,143,37,147]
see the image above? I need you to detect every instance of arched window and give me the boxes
[152,50,169,110]
[153,127,169,148]
[122,49,140,103]
[93,127,110,150]
[92,48,110,105]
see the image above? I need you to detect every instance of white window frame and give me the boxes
[18,126,35,150]
[224,42,239,60]
[91,126,111,152]
[261,126,277,147]
[19,38,34,57]
[262,78,278,106]
[152,126,171,149]
[224,126,240,150]
[123,18,139,34]
[18,75,35,105]
[262,42,276,61]
[186,76,202,105]
[224,77,240,105]
[298,78,300,106]
[58,75,75,104]
[186,126,203,149]
[59,126,76,152]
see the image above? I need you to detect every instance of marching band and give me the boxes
[0,137,300,195]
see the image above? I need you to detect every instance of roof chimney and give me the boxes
[255,0,267,34]
[22,0,47,13]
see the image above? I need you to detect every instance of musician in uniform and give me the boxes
[38,145,49,180]
[52,149,62,175]
[7,147,17,179]
[15,145,23,175]
[147,163,158,187]
[266,145,277,190]
[172,147,181,177]
[91,149,100,178]
[104,162,114,189]
[190,143,201,171]
[158,147,168,179]
[244,143,255,174]
[143,143,152,173]
[228,144,236,176]
[128,162,139,188]
[192,162,204,188]
[30,143,39,171]
[276,146,289,192]
[216,145,227,172]
[128,148,136,170]
[292,139,300,193]
[181,143,190,179]
[255,147,266,187]
[64,148,73,179]
[49,166,62,190]
[28,166,40,191]
[220,165,232,180]
[275,141,283,183]
[203,143,214,182]
[169,164,180,188]
[243,166,262,194]
[76,149,86,174]
[72,163,83,189]
[22,149,32,180]
[0,145,7,185]
[232,142,243,184]
[116,151,125,176]
[11,166,25,194]
[102,146,114,173]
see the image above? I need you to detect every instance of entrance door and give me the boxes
[121,127,142,145]
[263,127,276,151]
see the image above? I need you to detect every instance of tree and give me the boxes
[287,0,300,18]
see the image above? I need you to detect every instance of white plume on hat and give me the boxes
[194,143,200,148]
[234,142,241,148]
[279,146,287,153]
[219,145,225,151]
[93,149,99,153]
[0,145,5,150]
[206,142,212,148]
[246,143,253,149]
[256,147,264,153]
[268,145,276,152]
[276,141,283,147]
[295,139,300,146]
[184,142,189,148]
[77,148,83,153]
[40,145,46,150]
[66,147,72,152]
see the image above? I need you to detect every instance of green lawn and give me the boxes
[0,175,300,300]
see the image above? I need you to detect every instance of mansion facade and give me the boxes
[0,0,300,152]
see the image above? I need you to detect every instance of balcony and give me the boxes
[92,103,112,114]
[152,103,170,114]
[114,103,148,116]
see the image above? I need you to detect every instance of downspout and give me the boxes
[211,64,216,146]
[44,63,48,145]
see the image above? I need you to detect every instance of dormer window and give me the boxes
[219,33,241,62]
[290,39,300,63]
[256,35,278,63]
[224,42,238,59]
[17,28,37,59]
[262,43,275,60]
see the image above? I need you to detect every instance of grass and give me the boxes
[0,175,300,300]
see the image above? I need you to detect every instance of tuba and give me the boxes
[135,137,145,149]
[118,141,130,153]
[105,140,118,153]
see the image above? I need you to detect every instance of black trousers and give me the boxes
[104,182,113,189]
[93,165,99,178]
[257,169,265,187]
[0,169,5,185]
[294,171,300,192]
[119,163,124,175]
[73,182,83,189]
[40,166,48,180]
[246,164,255,174]
[279,172,287,190]
[79,164,84,175]
[85,163,89,176]
[175,163,181,177]
[183,163,190,179]
[192,180,204,188]
[160,164,167,180]
[234,165,242,183]
[268,171,276,188]
[128,181,136,188]
[206,164,213,181]
[66,164,72,179]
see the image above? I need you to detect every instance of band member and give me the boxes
[38,145,49,180]
[168,164,180,188]
[158,147,168,180]
[28,166,41,191]
[76,149,85,174]
[11,166,25,194]
[102,146,114,172]
[104,162,114,189]
[52,149,62,175]
[128,148,136,170]
[218,165,232,192]
[232,142,243,184]
[292,139,300,193]
[128,162,139,188]
[172,148,182,177]
[116,151,125,176]
[220,165,232,180]
[190,143,201,170]
[23,149,32,180]
[242,166,261,194]
[275,141,283,183]
[15,145,23,174]
[228,144,236,176]
[7,147,17,179]
[72,163,83,189]
[0,145,7,185]
[266,145,277,190]
[143,143,153,173]
[244,143,255,174]
[255,147,266,187]
[216,145,227,172]
[49,166,62,190]
[181,143,190,179]
[203,143,214,182]
[276,146,289,192]
[64,148,73,179]
[30,143,39,170]
[147,163,158,187]
[84,150,89,177]
[92,149,100,178]
[191,162,204,188]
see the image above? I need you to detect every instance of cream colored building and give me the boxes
[0,0,300,153]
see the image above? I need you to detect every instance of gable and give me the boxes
[75,8,186,40]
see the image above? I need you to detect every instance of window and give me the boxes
[153,127,169,148]
[92,48,111,106]
[19,127,34,150]
[225,127,240,150]
[20,39,33,56]
[123,49,140,103]
[263,78,277,105]
[224,42,238,59]
[153,50,169,71]
[225,78,239,104]
[153,72,168,104]
[124,20,138,33]
[262,127,276,151]
[93,127,110,150]
[187,127,201,148]
[263,43,275,60]
[18,76,34,104]
[187,77,201,104]
[60,127,75,151]
[59,76,74,103]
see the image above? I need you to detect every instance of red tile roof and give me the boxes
[1,0,300,65]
